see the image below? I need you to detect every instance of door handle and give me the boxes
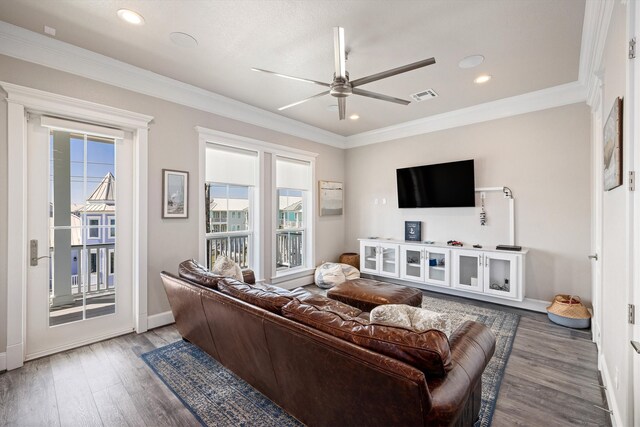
[30,239,50,266]
[588,254,598,261]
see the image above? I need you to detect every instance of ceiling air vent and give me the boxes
[410,89,438,102]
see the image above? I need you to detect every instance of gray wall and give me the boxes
[344,103,591,303]
[0,54,345,351]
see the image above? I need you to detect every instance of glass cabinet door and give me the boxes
[483,253,518,299]
[379,243,399,277]
[425,249,450,286]
[360,241,379,273]
[400,245,424,281]
[453,250,483,292]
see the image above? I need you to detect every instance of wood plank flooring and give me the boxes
[0,290,611,426]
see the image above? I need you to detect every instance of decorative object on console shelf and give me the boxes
[447,240,463,246]
[319,180,343,216]
[162,169,189,218]
[404,221,422,241]
[496,245,522,251]
[603,97,623,191]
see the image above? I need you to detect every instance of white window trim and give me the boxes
[3,81,153,370]
[108,217,116,239]
[197,127,317,285]
[108,248,115,276]
[87,216,102,240]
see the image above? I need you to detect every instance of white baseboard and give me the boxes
[0,352,6,371]
[365,274,549,313]
[147,311,175,330]
[599,354,623,427]
[269,271,315,290]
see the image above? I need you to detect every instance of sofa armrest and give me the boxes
[242,269,256,285]
[424,321,496,425]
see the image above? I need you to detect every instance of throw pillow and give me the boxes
[370,304,450,333]
[212,256,243,282]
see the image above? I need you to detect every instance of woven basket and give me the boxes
[339,253,360,270]
[546,294,591,319]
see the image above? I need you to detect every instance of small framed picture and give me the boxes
[319,180,343,216]
[405,221,422,241]
[162,169,189,218]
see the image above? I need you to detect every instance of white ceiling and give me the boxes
[0,0,586,136]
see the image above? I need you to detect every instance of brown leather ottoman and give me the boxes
[327,278,423,312]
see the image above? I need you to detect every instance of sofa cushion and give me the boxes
[297,293,363,318]
[178,259,225,289]
[371,304,451,334]
[218,279,313,314]
[282,299,452,378]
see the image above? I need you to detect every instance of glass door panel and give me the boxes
[48,131,116,326]
[426,249,450,286]
[454,251,483,291]
[484,255,518,299]
[401,246,423,280]
[361,243,378,273]
[380,244,398,276]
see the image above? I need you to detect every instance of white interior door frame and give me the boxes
[2,82,153,370]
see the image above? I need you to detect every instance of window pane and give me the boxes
[278,189,303,230]
[276,231,304,270]
[229,185,249,231]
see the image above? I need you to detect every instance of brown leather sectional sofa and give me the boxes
[160,260,496,426]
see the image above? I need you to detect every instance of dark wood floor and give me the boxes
[0,290,611,427]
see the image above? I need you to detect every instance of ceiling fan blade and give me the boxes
[338,97,346,120]
[278,91,330,111]
[352,88,411,105]
[333,27,346,79]
[251,68,330,87]
[351,57,436,87]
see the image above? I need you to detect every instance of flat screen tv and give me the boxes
[396,159,475,208]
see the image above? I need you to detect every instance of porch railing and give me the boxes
[276,231,303,270]
[207,234,250,269]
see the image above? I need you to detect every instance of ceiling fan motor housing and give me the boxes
[330,72,352,98]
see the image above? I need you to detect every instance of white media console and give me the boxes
[359,238,528,304]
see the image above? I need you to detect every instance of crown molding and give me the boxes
[0,21,347,149]
[345,81,587,148]
[0,19,592,150]
[579,0,614,107]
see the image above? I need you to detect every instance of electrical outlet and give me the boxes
[614,367,619,390]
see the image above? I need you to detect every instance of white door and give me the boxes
[400,245,424,281]
[378,243,399,278]
[452,250,484,292]
[26,117,134,360]
[483,253,519,299]
[360,241,379,274]
[425,248,450,286]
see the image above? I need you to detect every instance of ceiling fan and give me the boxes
[252,27,436,120]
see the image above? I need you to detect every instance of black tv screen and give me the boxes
[396,159,475,208]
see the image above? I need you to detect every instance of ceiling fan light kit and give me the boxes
[253,27,436,120]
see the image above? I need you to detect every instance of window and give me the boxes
[275,156,312,274]
[108,217,116,238]
[88,218,100,238]
[205,143,258,270]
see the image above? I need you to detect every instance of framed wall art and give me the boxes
[319,180,343,216]
[162,169,189,218]
[603,97,623,191]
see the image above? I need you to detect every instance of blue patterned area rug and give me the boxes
[142,295,518,427]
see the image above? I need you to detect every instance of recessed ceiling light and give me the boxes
[458,55,484,69]
[170,32,198,48]
[349,114,360,120]
[117,9,145,25]
[474,74,492,84]
[327,105,339,112]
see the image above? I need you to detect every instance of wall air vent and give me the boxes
[410,89,439,102]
